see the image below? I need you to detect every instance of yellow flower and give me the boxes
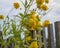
[13,2,20,9]
[29,19,36,29]
[41,4,48,11]
[36,0,44,9]
[36,0,44,4]
[0,14,4,20]
[43,20,50,27]
[30,11,37,20]
[26,36,32,42]
[37,4,42,9]
[45,0,49,3]
[35,21,42,29]
[29,41,38,48]
[37,21,42,27]
[30,14,36,19]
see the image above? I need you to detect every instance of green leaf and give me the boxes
[25,0,28,8]
[3,26,7,36]
[12,23,17,36]
[19,13,24,17]
[39,42,44,48]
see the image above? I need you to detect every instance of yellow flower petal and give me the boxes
[36,0,44,4]
[41,4,48,11]
[29,41,38,48]
[43,20,50,27]
[13,2,20,9]
[45,0,49,3]
[26,36,32,42]
[29,19,36,28]
[0,14,4,20]
[37,21,42,27]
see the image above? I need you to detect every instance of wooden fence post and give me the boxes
[47,24,55,48]
[55,21,60,48]
[29,30,35,39]
[41,28,47,48]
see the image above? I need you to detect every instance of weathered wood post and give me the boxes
[30,30,41,48]
[41,28,47,48]
[36,30,41,48]
[47,24,55,48]
[55,21,60,48]
[30,30,35,39]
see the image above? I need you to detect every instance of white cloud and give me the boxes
[54,0,60,3]
[41,2,60,23]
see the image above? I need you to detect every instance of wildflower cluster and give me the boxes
[0,0,50,48]
[36,0,49,11]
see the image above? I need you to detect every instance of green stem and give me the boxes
[24,0,27,14]
[27,0,35,12]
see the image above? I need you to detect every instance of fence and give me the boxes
[41,21,60,48]
[0,21,60,48]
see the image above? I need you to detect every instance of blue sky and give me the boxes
[0,0,60,23]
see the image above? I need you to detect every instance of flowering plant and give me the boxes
[0,0,50,48]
